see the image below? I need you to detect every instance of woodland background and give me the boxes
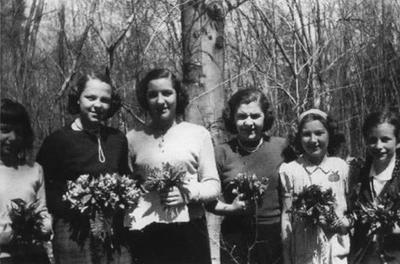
[2,1,400,263]
[2,0,400,156]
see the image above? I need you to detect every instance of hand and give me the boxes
[160,186,186,207]
[231,194,252,215]
[318,214,328,226]
[230,193,246,212]
[393,223,400,234]
[332,217,351,235]
[0,223,13,245]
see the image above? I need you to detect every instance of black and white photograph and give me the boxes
[1,0,400,263]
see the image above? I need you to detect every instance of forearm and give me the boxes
[186,178,221,202]
[281,195,292,264]
[281,212,292,264]
[209,200,242,216]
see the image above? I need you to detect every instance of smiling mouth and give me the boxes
[242,129,256,133]
[157,108,169,113]
[90,112,102,117]
[307,145,321,151]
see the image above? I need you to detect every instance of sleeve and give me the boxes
[336,159,350,216]
[279,162,294,264]
[36,133,63,214]
[185,129,221,203]
[214,144,224,177]
[126,132,137,178]
[34,164,53,237]
[279,163,294,198]
[0,212,13,245]
[118,134,131,175]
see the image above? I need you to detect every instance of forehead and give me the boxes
[236,101,262,113]
[0,122,24,131]
[368,123,396,136]
[147,77,174,91]
[82,79,112,94]
[301,119,327,131]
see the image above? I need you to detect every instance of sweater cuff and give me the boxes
[185,181,201,202]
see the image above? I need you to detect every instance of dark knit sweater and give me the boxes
[215,136,287,225]
[36,125,129,217]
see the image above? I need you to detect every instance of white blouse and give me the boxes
[125,122,220,229]
[280,155,350,264]
[0,163,52,257]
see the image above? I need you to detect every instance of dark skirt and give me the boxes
[220,219,282,264]
[351,234,400,264]
[0,243,51,264]
[130,217,211,264]
[52,218,132,264]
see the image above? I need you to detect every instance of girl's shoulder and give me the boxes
[126,126,147,140]
[15,162,44,180]
[279,158,303,174]
[177,121,210,135]
[325,156,349,168]
[102,125,125,137]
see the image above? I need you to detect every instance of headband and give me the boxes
[298,109,328,122]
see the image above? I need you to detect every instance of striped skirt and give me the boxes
[53,218,133,264]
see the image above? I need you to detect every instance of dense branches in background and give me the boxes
[1,0,400,158]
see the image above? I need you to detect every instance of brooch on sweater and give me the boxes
[328,171,340,182]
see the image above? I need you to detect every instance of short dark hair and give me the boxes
[136,68,188,115]
[294,112,340,155]
[0,98,34,162]
[68,71,122,118]
[222,88,274,134]
[362,110,400,140]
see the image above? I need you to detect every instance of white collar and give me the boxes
[300,155,330,175]
[370,154,396,181]
[71,118,83,131]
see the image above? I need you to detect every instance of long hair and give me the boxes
[0,98,34,164]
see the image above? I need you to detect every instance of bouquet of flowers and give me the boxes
[352,197,400,236]
[290,184,338,228]
[128,163,189,230]
[8,199,51,261]
[228,172,269,206]
[350,192,400,263]
[63,173,140,257]
[142,162,187,193]
[9,199,49,245]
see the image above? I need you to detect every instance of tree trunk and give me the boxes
[181,1,225,263]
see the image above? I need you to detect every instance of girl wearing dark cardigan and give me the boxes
[37,71,131,264]
[209,88,289,264]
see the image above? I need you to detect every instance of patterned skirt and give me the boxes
[53,218,132,264]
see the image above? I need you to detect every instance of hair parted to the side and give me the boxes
[136,68,188,115]
[222,88,274,134]
[67,70,122,118]
[294,111,343,155]
[362,109,400,141]
[0,98,34,164]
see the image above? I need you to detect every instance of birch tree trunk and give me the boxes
[181,1,225,263]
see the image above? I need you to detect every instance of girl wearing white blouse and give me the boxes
[0,99,52,264]
[280,109,351,264]
[125,68,220,264]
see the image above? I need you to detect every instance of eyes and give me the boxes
[0,124,13,133]
[0,124,23,137]
[301,130,327,138]
[146,89,175,99]
[235,113,263,120]
[84,94,111,104]
[367,136,394,145]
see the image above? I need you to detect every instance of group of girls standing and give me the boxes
[0,67,400,264]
